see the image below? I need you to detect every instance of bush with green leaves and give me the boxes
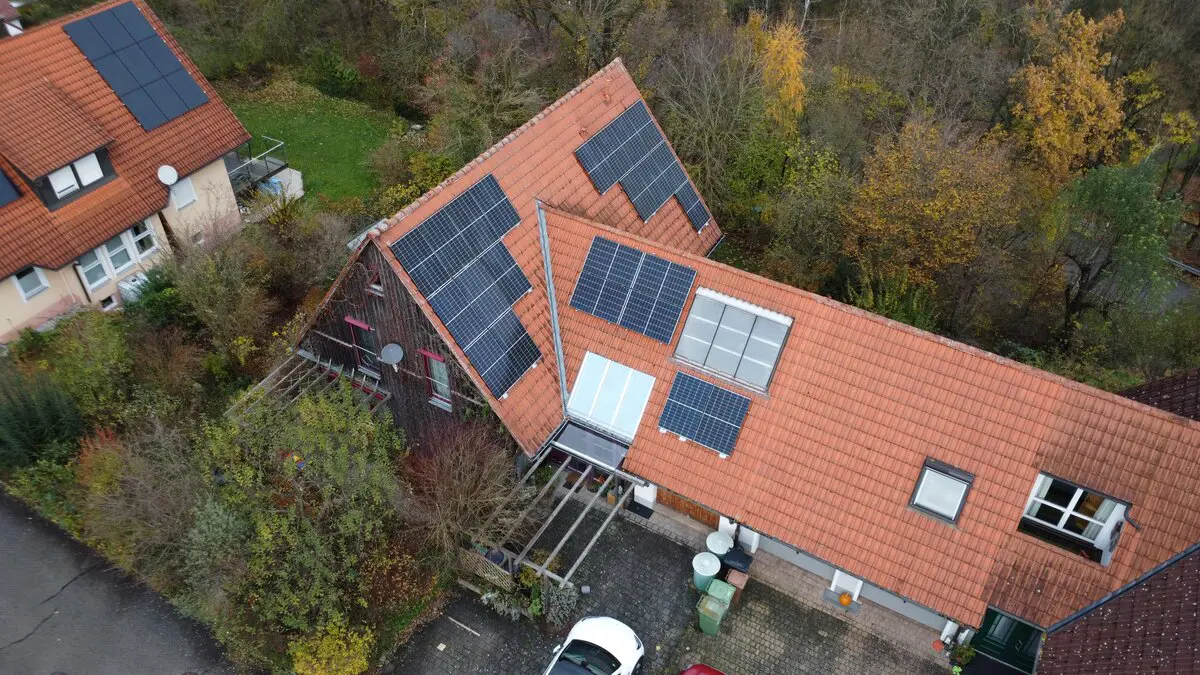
[304,45,363,99]
[123,267,200,334]
[0,364,84,470]
[6,459,83,536]
[40,311,133,426]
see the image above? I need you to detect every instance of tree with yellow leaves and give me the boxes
[1009,8,1125,188]
[844,119,1019,287]
[741,11,807,135]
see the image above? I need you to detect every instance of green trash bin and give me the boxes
[707,579,735,606]
[697,594,730,636]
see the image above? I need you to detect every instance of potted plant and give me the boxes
[949,644,976,672]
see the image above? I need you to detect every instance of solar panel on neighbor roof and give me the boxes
[389,175,540,396]
[575,101,711,231]
[569,236,696,344]
[0,170,19,208]
[64,2,208,132]
[659,372,751,456]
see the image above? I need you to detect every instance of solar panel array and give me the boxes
[575,101,710,231]
[64,2,208,131]
[659,372,751,456]
[390,175,540,396]
[569,236,696,343]
[0,170,18,208]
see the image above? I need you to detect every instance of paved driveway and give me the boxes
[390,501,949,675]
[0,493,233,675]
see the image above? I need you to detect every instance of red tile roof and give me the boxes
[1120,368,1200,421]
[1039,543,1200,674]
[0,0,249,278]
[362,60,1200,629]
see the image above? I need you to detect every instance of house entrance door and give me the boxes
[971,609,1042,673]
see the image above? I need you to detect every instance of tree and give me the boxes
[742,11,807,135]
[1047,162,1182,342]
[1009,8,1125,186]
[844,119,1019,287]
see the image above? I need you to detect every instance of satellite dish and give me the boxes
[379,344,405,371]
[157,165,179,186]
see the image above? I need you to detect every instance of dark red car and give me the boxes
[680,665,726,675]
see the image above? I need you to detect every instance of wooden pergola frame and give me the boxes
[227,349,392,421]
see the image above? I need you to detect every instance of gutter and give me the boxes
[536,200,570,415]
[704,233,726,259]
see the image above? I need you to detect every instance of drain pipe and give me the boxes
[536,200,570,415]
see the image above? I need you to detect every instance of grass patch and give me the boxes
[218,77,396,202]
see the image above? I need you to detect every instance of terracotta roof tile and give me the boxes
[0,0,249,278]
[1120,368,1200,421]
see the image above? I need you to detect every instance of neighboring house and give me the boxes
[1039,541,1200,674]
[1,0,21,36]
[0,0,250,343]
[298,60,1200,674]
[1120,368,1200,422]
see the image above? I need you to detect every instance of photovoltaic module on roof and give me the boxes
[575,100,710,231]
[64,2,208,131]
[0,169,18,208]
[658,372,751,456]
[569,236,696,344]
[390,175,540,396]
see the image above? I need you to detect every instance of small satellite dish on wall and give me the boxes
[157,165,179,186]
[379,344,405,372]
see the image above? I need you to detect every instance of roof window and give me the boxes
[1019,473,1126,564]
[910,459,973,524]
[39,150,114,208]
[567,352,655,442]
[675,288,791,390]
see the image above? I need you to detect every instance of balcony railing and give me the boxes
[224,136,288,196]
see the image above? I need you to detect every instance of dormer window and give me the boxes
[1019,473,1126,564]
[40,150,113,208]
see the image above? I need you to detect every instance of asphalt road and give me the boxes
[0,492,233,675]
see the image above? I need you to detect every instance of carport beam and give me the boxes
[491,457,569,550]
[562,486,632,586]
[534,473,614,576]
[515,466,593,566]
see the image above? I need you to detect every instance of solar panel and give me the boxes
[575,101,711,231]
[64,2,209,132]
[569,236,696,343]
[0,169,20,208]
[389,174,540,396]
[658,373,751,456]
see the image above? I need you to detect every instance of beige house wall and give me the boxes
[159,157,241,246]
[2,157,242,343]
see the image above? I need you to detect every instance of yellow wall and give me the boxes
[2,158,242,343]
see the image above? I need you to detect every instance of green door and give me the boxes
[971,609,1042,673]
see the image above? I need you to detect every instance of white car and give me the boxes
[542,616,645,675]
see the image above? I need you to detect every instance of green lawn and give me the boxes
[219,79,395,202]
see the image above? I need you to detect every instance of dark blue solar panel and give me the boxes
[65,3,209,131]
[569,236,696,344]
[574,101,711,232]
[388,175,538,396]
[0,170,20,208]
[658,373,750,455]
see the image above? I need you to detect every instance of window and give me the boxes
[99,295,117,311]
[911,460,973,523]
[1022,474,1122,544]
[366,270,385,297]
[422,351,452,410]
[78,250,110,288]
[344,316,380,377]
[131,222,157,257]
[104,234,132,273]
[14,267,49,300]
[675,288,791,390]
[73,153,104,186]
[170,176,197,209]
[47,165,79,198]
[190,230,205,245]
[566,352,655,441]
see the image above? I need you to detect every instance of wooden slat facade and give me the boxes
[301,241,496,450]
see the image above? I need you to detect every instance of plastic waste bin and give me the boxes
[706,531,734,560]
[697,594,730,636]
[692,552,720,591]
[707,579,735,606]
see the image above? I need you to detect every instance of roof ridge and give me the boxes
[538,203,1200,434]
[379,58,628,235]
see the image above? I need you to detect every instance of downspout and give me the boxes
[536,200,570,415]
[72,263,94,304]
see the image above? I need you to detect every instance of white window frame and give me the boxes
[131,220,158,258]
[566,352,655,442]
[73,153,104,187]
[77,250,111,290]
[170,176,197,210]
[1022,474,1124,545]
[14,267,49,301]
[830,571,863,602]
[675,287,792,390]
[422,351,453,411]
[47,165,80,198]
[104,234,134,274]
